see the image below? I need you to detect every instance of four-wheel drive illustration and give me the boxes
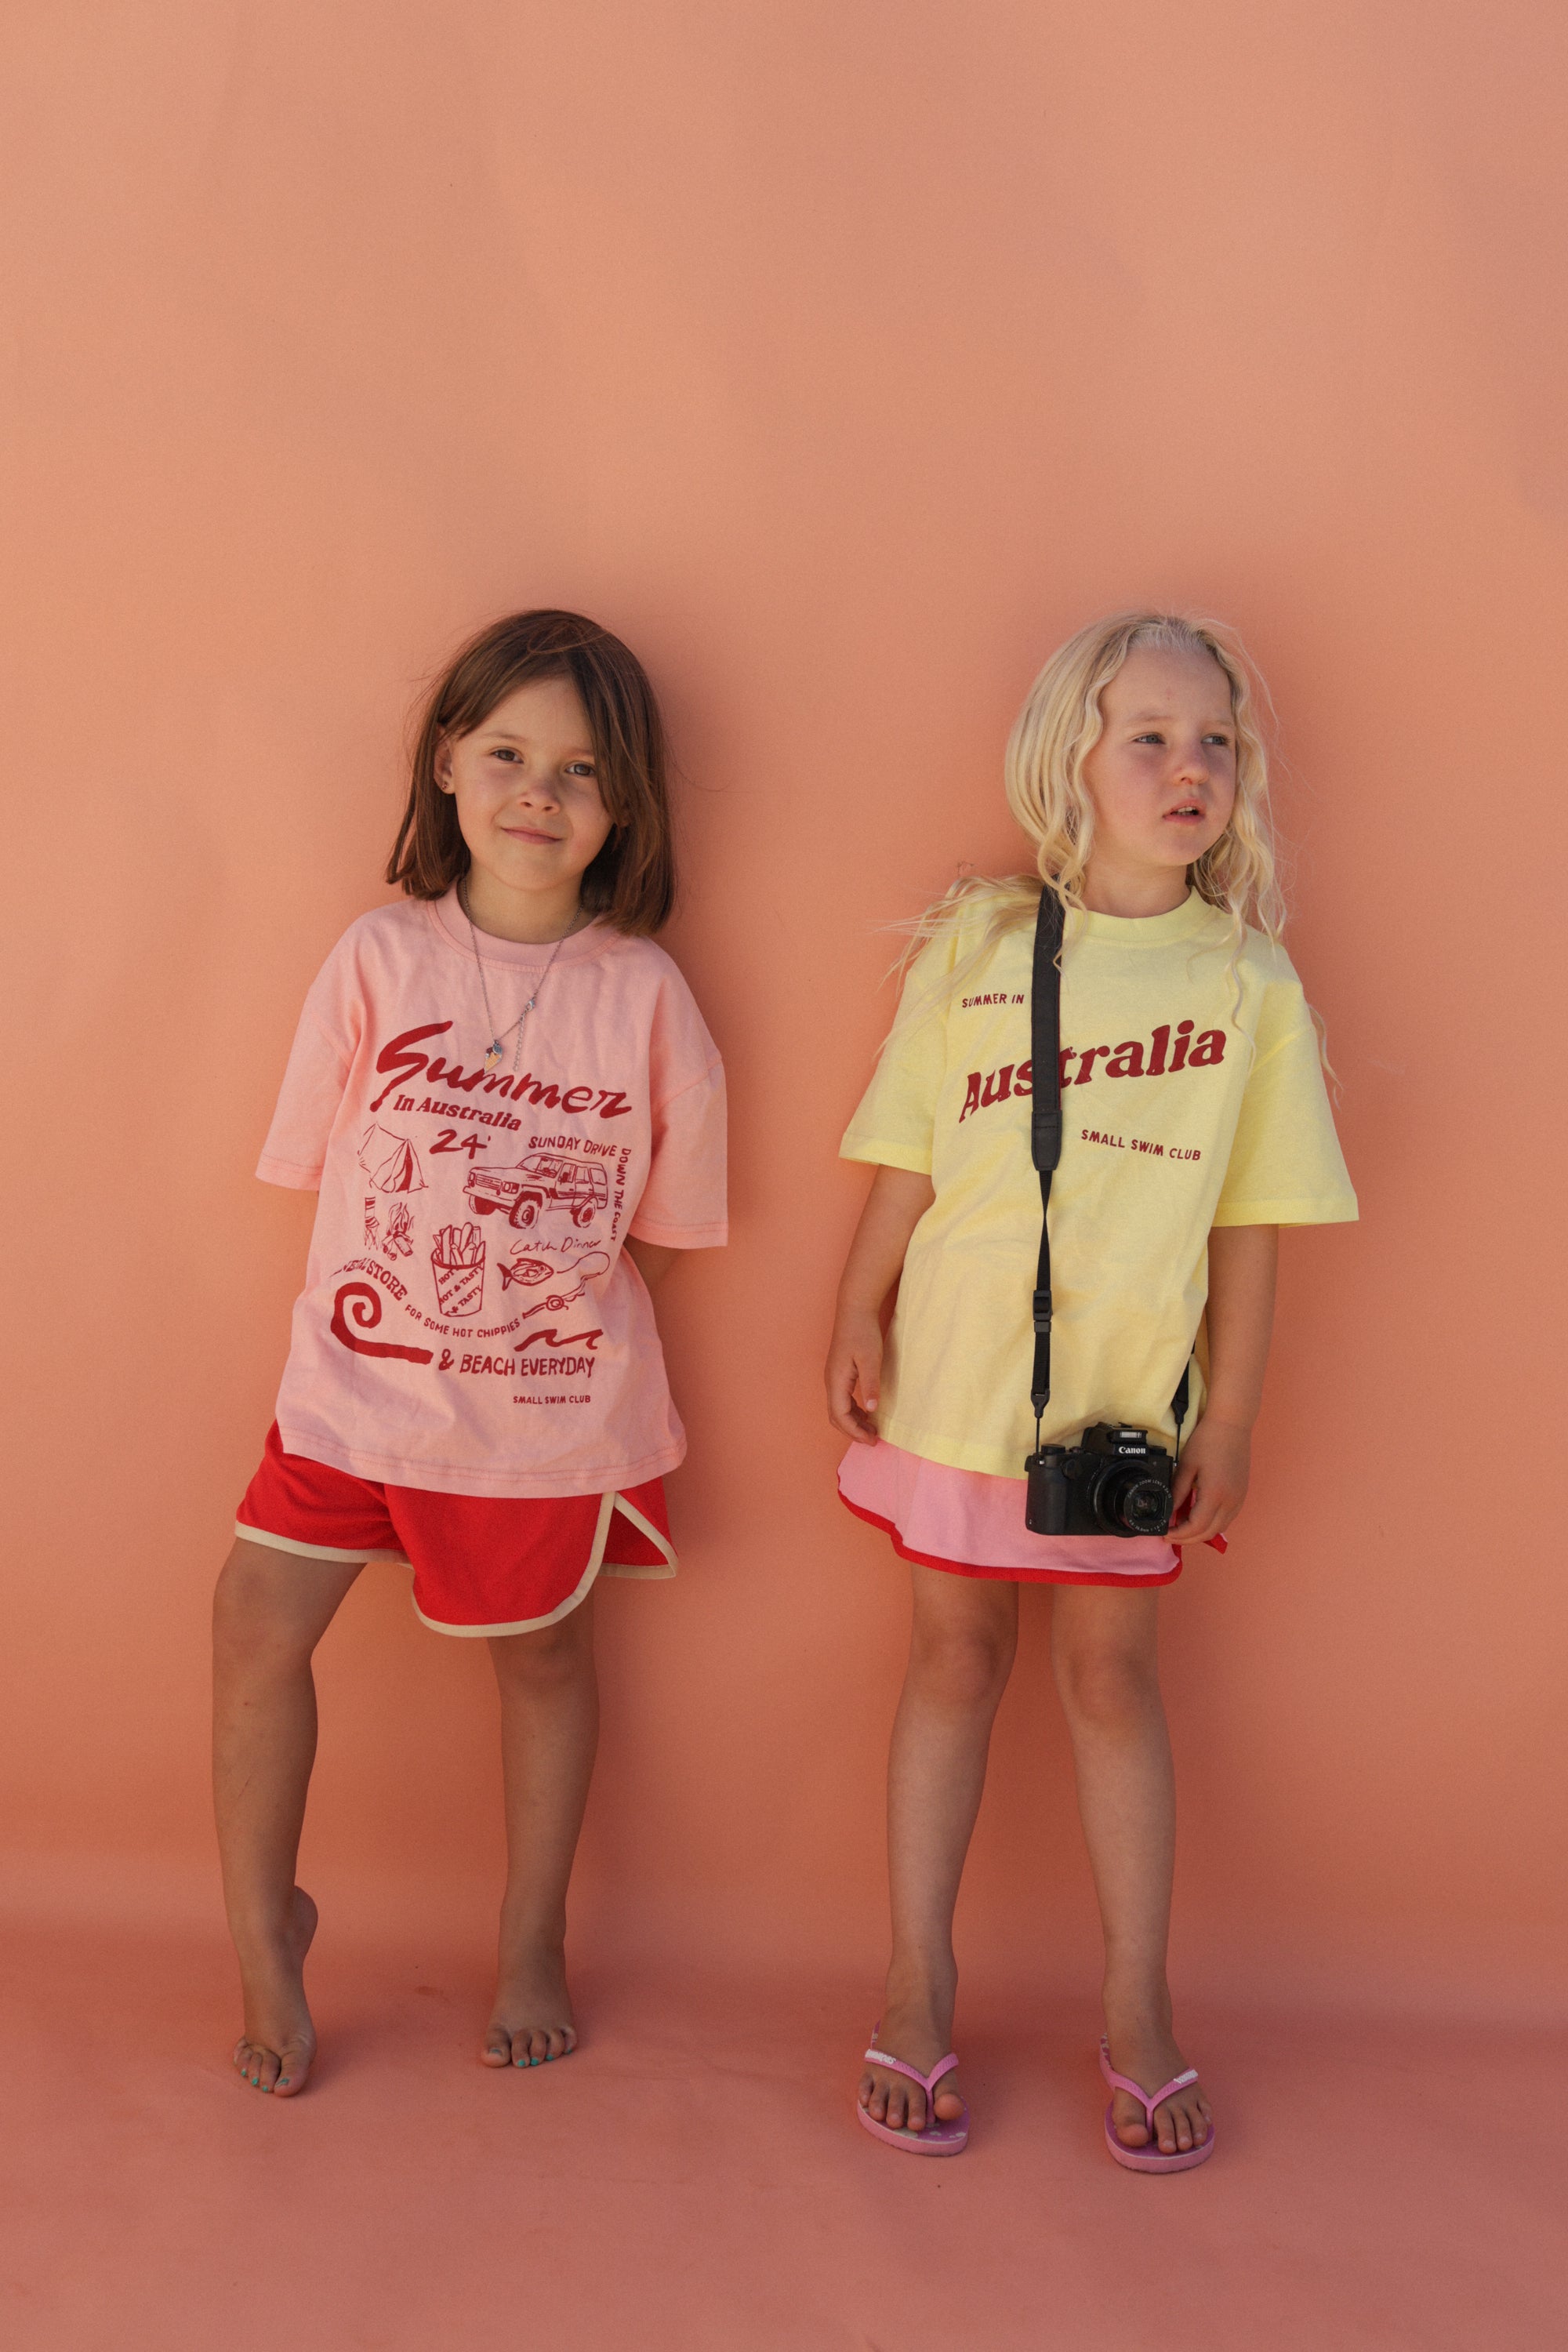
[465,1151,609,1231]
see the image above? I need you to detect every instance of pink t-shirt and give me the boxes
[257,887,727,1497]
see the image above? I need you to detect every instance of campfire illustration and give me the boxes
[381,1200,415,1260]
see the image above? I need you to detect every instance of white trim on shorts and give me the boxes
[234,1523,407,1566]
[410,1490,677,1637]
[234,1490,677,1639]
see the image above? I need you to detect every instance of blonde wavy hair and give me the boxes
[902,611,1286,995]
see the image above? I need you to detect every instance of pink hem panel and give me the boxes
[837,1439,1181,1587]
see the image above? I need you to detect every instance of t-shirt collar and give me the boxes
[1074,888,1221,946]
[428,883,618,967]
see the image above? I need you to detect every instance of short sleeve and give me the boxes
[627,970,728,1246]
[840,938,954,1175]
[1213,982,1358,1228]
[256,953,358,1190]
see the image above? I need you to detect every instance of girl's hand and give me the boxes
[825,1166,933,1449]
[1167,1414,1251,1544]
[1171,1225,1277,1546]
[826,1308,884,1444]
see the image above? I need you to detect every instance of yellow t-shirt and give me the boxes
[841,890,1357,1478]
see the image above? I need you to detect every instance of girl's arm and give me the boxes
[625,1239,679,1287]
[1167,1223,1279,1544]
[826,1166,935,1443]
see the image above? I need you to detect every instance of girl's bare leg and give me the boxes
[481,1591,599,2067]
[212,1537,364,2096]
[1051,1582,1212,2157]
[858,1565,1019,2132]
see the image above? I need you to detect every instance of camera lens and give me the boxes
[1098,1470,1171,1536]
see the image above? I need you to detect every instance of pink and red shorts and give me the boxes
[236,1424,675,1636]
[838,1439,1188,1587]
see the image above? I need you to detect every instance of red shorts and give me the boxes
[236,1425,675,1636]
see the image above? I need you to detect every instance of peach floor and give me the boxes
[5,1915,1564,2351]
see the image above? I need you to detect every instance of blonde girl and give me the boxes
[215,612,726,2095]
[826,612,1355,2169]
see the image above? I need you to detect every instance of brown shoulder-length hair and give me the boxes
[387,609,676,935]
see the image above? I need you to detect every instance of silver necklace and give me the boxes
[459,880,579,1076]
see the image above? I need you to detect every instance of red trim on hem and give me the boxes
[837,1490,1183,1588]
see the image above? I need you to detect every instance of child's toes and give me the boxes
[270,2042,312,2096]
[481,2027,514,2067]
[1112,2093,1152,2147]
[239,2042,282,2092]
[1159,2092,1207,2153]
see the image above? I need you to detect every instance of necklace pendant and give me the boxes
[484,1041,504,1072]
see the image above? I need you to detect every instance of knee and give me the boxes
[1054,1643,1160,1732]
[490,1611,591,1690]
[212,1548,317,1675]
[909,1621,1016,1713]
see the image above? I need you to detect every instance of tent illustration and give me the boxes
[358,1123,426,1194]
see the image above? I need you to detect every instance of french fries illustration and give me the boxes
[431,1221,485,1319]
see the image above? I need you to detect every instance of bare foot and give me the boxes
[1103,2013,1212,2157]
[857,1987,964,2136]
[481,1934,577,2069]
[232,1886,319,2098]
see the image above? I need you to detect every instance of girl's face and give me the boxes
[436,675,614,915]
[1079,646,1238,887]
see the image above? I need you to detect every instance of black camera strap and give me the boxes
[1028,885,1192,1456]
[1029,886,1065,1450]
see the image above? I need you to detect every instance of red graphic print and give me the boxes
[513,1327,604,1356]
[330,1281,435,1363]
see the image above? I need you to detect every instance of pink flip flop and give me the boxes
[1098,2036,1214,2172]
[858,2027,970,2155]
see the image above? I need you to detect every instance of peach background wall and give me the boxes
[2,0,1564,2009]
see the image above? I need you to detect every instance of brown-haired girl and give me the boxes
[214,611,726,2096]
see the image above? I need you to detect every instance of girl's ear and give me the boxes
[434,735,454,794]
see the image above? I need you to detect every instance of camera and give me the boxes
[1025,1423,1178,1539]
